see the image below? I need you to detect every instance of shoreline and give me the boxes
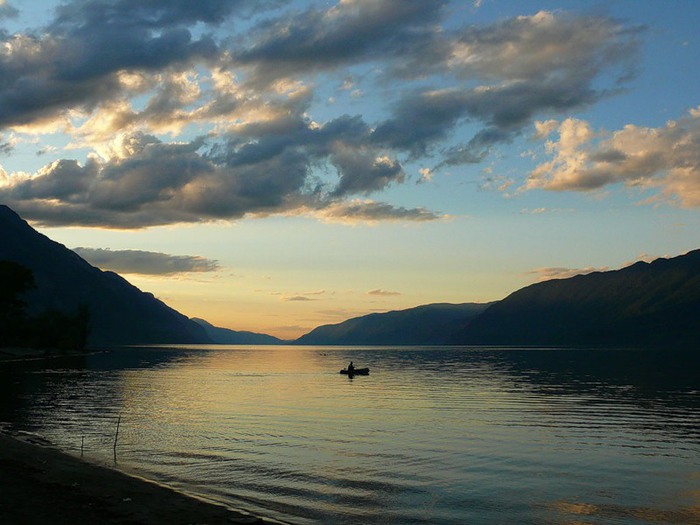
[0,432,278,524]
[0,346,100,363]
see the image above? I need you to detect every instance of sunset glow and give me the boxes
[1,1,698,338]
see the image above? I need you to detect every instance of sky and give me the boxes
[0,0,699,339]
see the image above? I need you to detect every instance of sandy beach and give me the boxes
[0,432,272,524]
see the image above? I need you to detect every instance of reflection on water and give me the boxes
[1,346,699,524]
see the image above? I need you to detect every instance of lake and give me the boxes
[1,345,699,524]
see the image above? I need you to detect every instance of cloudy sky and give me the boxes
[1,0,699,338]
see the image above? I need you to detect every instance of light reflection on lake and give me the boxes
[1,346,699,524]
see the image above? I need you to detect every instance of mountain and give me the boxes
[296,250,700,347]
[295,303,491,345]
[453,250,700,347]
[0,205,210,346]
[191,318,283,345]
[5,204,696,349]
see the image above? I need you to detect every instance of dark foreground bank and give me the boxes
[0,433,274,524]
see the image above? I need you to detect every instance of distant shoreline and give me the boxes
[0,347,98,363]
[0,431,275,524]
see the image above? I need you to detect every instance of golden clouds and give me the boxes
[527,108,700,207]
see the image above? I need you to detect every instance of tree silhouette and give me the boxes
[0,260,34,307]
[0,261,35,346]
[1,260,90,351]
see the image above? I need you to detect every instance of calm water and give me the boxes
[1,346,699,524]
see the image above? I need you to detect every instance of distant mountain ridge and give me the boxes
[3,204,698,348]
[295,250,700,347]
[0,205,210,345]
[295,303,491,345]
[192,318,283,345]
[453,249,700,347]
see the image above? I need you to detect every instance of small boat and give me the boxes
[339,367,370,376]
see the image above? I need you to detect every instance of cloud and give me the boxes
[315,200,444,224]
[0,3,649,227]
[527,253,669,283]
[277,289,329,303]
[372,73,608,164]
[0,133,16,155]
[445,11,639,82]
[234,0,446,86]
[0,22,215,129]
[0,129,311,227]
[0,111,444,227]
[0,0,287,130]
[53,0,267,28]
[534,119,559,139]
[330,147,404,197]
[621,253,663,267]
[367,289,401,296]
[73,247,219,275]
[237,4,634,170]
[0,134,221,227]
[215,110,406,198]
[480,174,515,194]
[526,266,609,281]
[518,207,574,215]
[374,11,640,164]
[520,207,548,214]
[417,168,434,184]
[525,107,700,207]
[0,1,17,19]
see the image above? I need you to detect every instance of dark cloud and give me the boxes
[0,42,123,128]
[73,247,219,275]
[371,11,640,165]
[438,132,495,167]
[0,133,309,227]
[0,2,18,19]
[0,137,13,155]
[589,149,628,163]
[372,74,613,165]
[213,111,400,198]
[372,89,470,156]
[0,0,286,127]
[0,4,646,227]
[372,88,520,161]
[53,0,272,28]
[318,200,443,223]
[393,10,640,83]
[235,0,446,85]
[3,134,219,222]
[330,147,404,197]
[9,159,95,201]
[0,116,423,227]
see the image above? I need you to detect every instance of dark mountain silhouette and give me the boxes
[191,318,283,345]
[295,303,491,345]
[296,250,700,347]
[4,204,697,349]
[0,205,210,346]
[453,249,700,347]
[1,259,89,351]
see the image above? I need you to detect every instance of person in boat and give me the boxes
[347,361,355,374]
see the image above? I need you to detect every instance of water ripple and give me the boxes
[0,346,698,524]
